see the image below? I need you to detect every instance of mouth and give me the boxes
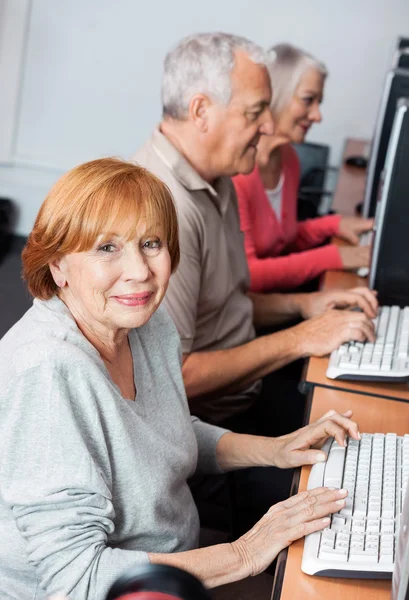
[112,292,153,307]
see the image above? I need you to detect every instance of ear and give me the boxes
[49,256,68,289]
[188,93,212,132]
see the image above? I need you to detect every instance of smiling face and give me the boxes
[51,219,172,338]
[205,50,274,176]
[273,67,325,144]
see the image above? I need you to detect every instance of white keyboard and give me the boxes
[327,305,409,381]
[302,433,409,578]
[357,231,374,277]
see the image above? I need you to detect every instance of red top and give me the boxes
[233,144,343,292]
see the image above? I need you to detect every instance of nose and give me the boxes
[259,108,275,136]
[310,104,323,123]
[123,246,150,282]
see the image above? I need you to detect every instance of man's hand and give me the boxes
[272,409,360,469]
[299,287,378,319]
[337,216,374,245]
[338,245,371,270]
[293,308,376,357]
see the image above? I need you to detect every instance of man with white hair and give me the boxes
[134,32,376,430]
[133,31,376,535]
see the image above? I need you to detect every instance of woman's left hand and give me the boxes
[337,216,374,245]
[272,410,361,469]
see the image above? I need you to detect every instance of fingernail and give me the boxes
[328,486,337,490]
[322,517,330,524]
[316,453,326,462]
[338,489,348,495]
[336,499,346,505]
[357,432,361,440]
[344,439,347,447]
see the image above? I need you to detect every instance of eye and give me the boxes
[142,238,162,253]
[302,97,314,107]
[247,110,263,121]
[98,243,118,253]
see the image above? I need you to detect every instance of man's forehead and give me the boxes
[230,50,271,105]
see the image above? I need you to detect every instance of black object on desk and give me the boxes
[293,141,337,220]
[345,155,368,169]
[106,564,212,600]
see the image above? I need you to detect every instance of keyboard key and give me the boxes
[318,547,348,562]
[349,549,378,563]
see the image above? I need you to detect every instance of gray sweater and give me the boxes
[0,297,228,600]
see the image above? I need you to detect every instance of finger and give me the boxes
[336,311,375,337]
[290,448,328,465]
[285,488,348,528]
[284,516,332,546]
[315,409,353,426]
[276,486,334,511]
[354,319,376,342]
[317,416,361,445]
[347,293,376,318]
[350,287,379,315]
[323,413,361,440]
[349,233,360,245]
[334,291,375,318]
[342,319,376,343]
[353,218,374,234]
[341,230,360,245]
[316,409,338,422]
[302,416,360,449]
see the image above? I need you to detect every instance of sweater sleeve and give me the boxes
[246,244,343,291]
[0,366,150,600]
[291,214,342,252]
[191,417,230,475]
[233,172,343,290]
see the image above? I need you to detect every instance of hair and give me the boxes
[162,32,268,119]
[22,158,180,300]
[267,43,328,114]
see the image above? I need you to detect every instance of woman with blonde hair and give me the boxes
[233,43,373,292]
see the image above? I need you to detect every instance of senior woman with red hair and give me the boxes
[0,158,357,599]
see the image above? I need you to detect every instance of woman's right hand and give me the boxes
[232,487,348,576]
[338,245,370,270]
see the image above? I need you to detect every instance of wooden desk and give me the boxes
[304,137,409,403]
[305,356,409,403]
[275,385,409,600]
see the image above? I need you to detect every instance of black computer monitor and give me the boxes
[393,37,409,69]
[397,36,409,50]
[393,49,409,70]
[362,69,409,218]
[368,97,409,306]
[393,36,409,70]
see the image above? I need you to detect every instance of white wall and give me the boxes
[1,0,409,235]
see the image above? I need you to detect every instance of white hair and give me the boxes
[267,43,328,114]
[162,32,268,119]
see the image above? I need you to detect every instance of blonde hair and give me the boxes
[23,158,180,299]
[267,43,327,114]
